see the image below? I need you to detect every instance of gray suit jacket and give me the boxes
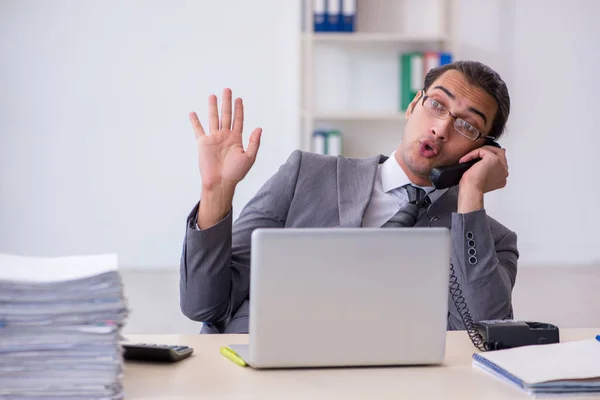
[180,150,519,333]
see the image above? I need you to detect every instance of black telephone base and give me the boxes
[475,320,560,350]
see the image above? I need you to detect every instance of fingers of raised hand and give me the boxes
[207,89,241,134]
[232,98,244,134]
[245,128,262,161]
[189,112,205,139]
[208,94,219,133]
[220,88,233,131]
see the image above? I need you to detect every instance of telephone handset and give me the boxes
[429,138,501,190]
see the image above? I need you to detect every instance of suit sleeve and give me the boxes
[447,209,519,330]
[179,150,303,324]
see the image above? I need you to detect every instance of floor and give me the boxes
[119,266,600,335]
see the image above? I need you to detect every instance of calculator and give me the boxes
[121,343,194,363]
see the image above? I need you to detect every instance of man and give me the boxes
[180,60,519,334]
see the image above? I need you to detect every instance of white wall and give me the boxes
[2,0,599,270]
[0,0,299,268]
[510,0,600,266]
[457,0,600,267]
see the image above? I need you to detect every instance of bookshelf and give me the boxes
[300,0,457,158]
[303,33,448,43]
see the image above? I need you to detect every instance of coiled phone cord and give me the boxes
[448,263,495,351]
[420,190,497,352]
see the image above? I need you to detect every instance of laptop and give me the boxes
[227,227,451,369]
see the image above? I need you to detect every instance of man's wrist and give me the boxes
[197,185,235,229]
[457,183,484,214]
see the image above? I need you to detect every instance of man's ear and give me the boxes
[405,90,424,119]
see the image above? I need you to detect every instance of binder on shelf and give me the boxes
[440,52,452,65]
[424,51,441,75]
[326,0,341,32]
[400,51,453,111]
[312,130,328,155]
[424,51,452,76]
[341,0,356,32]
[312,130,344,156]
[400,52,424,112]
[313,0,327,32]
[326,129,342,156]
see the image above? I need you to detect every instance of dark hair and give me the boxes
[422,60,510,139]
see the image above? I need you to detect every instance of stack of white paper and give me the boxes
[0,253,128,400]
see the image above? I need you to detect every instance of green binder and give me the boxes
[326,129,342,156]
[400,52,424,112]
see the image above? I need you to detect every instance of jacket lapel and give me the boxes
[337,155,385,227]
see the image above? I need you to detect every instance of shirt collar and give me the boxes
[381,151,448,204]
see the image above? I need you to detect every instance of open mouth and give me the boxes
[419,140,439,159]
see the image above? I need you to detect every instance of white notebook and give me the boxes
[473,338,600,396]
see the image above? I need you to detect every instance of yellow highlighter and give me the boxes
[220,346,248,367]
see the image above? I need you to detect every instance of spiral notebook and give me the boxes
[472,338,600,396]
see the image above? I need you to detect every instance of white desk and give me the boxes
[123,329,600,399]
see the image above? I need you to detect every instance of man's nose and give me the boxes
[430,118,453,141]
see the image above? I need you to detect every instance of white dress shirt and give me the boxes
[361,152,448,228]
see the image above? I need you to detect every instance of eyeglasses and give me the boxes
[420,90,492,142]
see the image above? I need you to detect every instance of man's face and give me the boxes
[396,69,498,186]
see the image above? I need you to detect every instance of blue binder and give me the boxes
[313,0,327,32]
[341,0,356,32]
[327,0,341,32]
[440,52,453,66]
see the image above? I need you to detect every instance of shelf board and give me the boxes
[302,32,448,44]
[306,111,407,121]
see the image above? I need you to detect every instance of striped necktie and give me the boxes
[381,185,429,228]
